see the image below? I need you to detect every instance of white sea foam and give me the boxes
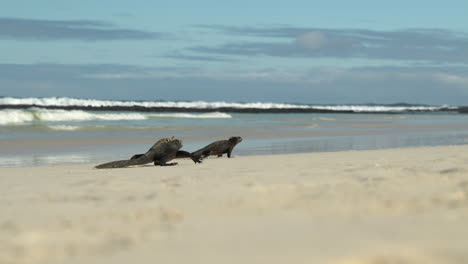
[47,125,81,131]
[0,97,455,112]
[149,112,232,119]
[0,96,311,109]
[315,117,336,121]
[0,107,232,125]
[0,109,35,125]
[33,108,148,122]
[0,108,148,125]
[310,105,448,112]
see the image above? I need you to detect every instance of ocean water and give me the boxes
[1,97,468,167]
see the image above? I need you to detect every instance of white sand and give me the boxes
[1,145,468,264]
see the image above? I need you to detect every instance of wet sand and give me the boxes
[1,145,468,263]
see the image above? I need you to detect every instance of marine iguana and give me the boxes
[95,137,202,169]
[192,136,243,159]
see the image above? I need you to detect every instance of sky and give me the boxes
[1,1,467,105]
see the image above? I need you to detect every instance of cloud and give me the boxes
[190,26,468,63]
[2,63,467,85]
[1,63,467,105]
[434,73,468,86]
[295,32,327,50]
[0,17,164,41]
[163,52,235,62]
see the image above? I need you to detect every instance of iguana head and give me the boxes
[229,136,243,144]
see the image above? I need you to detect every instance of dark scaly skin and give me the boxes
[192,136,243,160]
[95,137,202,169]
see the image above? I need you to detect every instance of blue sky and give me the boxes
[1,1,467,104]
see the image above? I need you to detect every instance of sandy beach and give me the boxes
[1,145,468,264]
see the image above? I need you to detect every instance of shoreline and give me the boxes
[2,144,468,263]
[1,142,467,169]
[2,132,468,168]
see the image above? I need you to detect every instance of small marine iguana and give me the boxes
[95,137,202,169]
[192,136,243,159]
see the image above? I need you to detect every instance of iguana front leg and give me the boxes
[227,147,234,158]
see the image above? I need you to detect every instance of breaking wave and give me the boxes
[0,109,35,125]
[0,108,147,125]
[0,96,457,113]
[0,108,231,125]
[0,96,306,109]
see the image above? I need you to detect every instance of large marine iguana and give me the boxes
[95,137,202,169]
[192,136,243,159]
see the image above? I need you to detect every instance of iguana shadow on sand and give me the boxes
[95,137,202,169]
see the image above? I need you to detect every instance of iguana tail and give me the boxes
[190,149,211,161]
[176,150,203,164]
[95,156,152,169]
